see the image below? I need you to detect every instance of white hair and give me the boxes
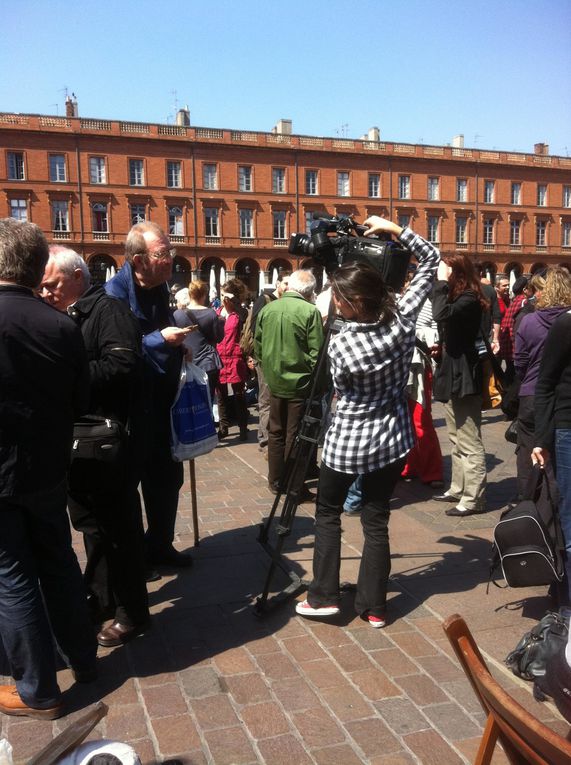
[175,287,190,308]
[49,246,91,287]
[288,269,316,299]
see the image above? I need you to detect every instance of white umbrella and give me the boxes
[219,266,226,292]
[258,270,266,295]
[272,267,278,286]
[509,269,516,296]
[209,266,216,301]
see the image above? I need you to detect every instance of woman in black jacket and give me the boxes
[431,255,489,517]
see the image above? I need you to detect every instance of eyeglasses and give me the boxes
[146,248,177,261]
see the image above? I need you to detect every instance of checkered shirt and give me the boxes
[322,228,440,474]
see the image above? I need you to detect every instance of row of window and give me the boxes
[5,150,571,207]
[9,196,571,248]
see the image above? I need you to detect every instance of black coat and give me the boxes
[431,282,483,402]
[69,286,143,427]
[0,285,88,497]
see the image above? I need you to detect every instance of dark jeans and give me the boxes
[267,395,306,489]
[308,460,404,617]
[556,430,571,604]
[141,428,184,559]
[0,481,96,708]
[516,395,535,500]
[68,476,149,626]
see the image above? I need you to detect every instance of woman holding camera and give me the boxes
[296,216,439,628]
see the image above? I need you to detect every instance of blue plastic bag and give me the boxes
[170,361,218,461]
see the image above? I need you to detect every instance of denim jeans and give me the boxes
[308,460,404,617]
[344,476,363,512]
[0,481,97,707]
[555,430,571,602]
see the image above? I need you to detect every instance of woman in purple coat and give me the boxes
[514,267,571,497]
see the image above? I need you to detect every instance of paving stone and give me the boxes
[291,704,346,748]
[138,671,179,687]
[256,733,314,765]
[190,693,240,730]
[246,635,280,655]
[422,701,482,740]
[374,697,431,735]
[329,643,373,672]
[349,667,402,701]
[320,684,375,721]
[180,666,223,698]
[255,651,300,680]
[312,744,368,765]
[299,658,347,689]
[344,716,402,757]
[271,676,322,711]
[397,673,449,706]
[212,647,256,675]
[417,653,464,682]
[152,714,202,756]
[389,630,440,657]
[370,647,419,677]
[106,702,149,741]
[1,719,55,762]
[203,726,258,765]
[347,626,392,651]
[368,752,418,765]
[223,672,271,705]
[305,622,354,647]
[403,729,465,764]
[455,736,511,765]
[239,700,292,739]
[282,634,327,661]
[134,737,159,764]
[141,683,188,718]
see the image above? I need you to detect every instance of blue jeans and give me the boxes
[0,481,96,708]
[344,476,363,512]
[556,430,571,601]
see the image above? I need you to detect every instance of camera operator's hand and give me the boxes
[362,216,403,239]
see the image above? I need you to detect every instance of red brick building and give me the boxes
[1,108,570,295]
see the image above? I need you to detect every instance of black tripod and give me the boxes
[254,318,344,615]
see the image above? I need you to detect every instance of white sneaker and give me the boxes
[295,600,340,618]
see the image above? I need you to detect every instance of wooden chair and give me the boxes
[442,614,571,765]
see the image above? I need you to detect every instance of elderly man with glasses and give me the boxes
[106,222,194,571]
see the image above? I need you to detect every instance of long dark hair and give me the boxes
[330,262,396,325]
[444,254,489,311]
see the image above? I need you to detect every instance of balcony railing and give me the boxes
[170,235,185,244]
[239,237,256,246]
[92,232,109,241]
[205,236,221,245]
[482,244,495,251]
[456,242,468,250]
[52,230,71,240]
[273,239,288,247]
[509,244,522,251]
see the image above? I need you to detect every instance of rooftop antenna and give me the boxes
[474,133,482,146]
[50,103,59,116]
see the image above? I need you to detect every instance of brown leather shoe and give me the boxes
[0,685,62,720]
[97,620,148,648]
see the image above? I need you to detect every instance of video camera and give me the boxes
[288,212,411,292]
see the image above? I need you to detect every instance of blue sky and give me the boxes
[2,0,570,155]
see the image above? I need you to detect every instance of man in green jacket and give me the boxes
[254,269,323,495]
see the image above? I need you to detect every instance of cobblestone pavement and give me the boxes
[2,405,569,763]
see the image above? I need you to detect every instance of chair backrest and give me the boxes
[443,614,571,765]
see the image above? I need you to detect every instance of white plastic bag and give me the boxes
[170,361,218,461]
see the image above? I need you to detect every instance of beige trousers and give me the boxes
[444,394,487,511]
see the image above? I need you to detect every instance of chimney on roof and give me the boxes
[452,134,464,148]
[65,93,78,118]
[534,142,549,155]
[176,106,190,126]
[368,126,380,142]
[272,119,292,135]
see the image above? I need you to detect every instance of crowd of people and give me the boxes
[1,213,570,723]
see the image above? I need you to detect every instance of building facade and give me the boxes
[1,110,570,295]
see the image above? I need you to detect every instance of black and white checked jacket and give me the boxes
[322,228,440,474]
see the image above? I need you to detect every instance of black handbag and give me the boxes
[504,419,518,444]
[69,416,128,493]
[490,463,564,588]
[505,611,568,681]
[71,416,126,463]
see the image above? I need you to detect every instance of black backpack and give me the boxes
[490,463,564,588]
